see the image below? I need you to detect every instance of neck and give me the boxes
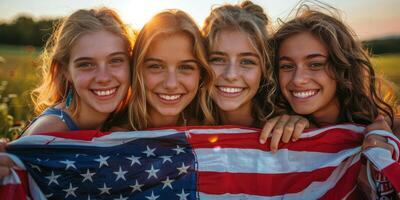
[67,103,109,130]
[149,110,180,128]
[312,99,340,127]
[219,102,254,126]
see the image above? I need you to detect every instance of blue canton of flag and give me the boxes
[7,132,197,200]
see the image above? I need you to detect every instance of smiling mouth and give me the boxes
[291,89,319,99]
[92,87,117,97]
[158,94,182,101]
[217,86,244,96]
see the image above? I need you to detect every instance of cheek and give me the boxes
[71,73,93,88]
[279,73,290,95]
[246,68,262,90]
[184,72,200,92]
[211,66,224,79]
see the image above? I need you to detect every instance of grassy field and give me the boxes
[0,45,399,138]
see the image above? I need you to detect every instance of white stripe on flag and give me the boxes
[195,147,361,173]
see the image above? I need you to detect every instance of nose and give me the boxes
[95,63,112,83]
[223,61,239,81]
[164,70,178,90]
[292,65,310,86]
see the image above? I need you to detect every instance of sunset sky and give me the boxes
[0,0,399,40]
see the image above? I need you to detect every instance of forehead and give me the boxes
[279,32,327,57]
[145,32,195,58]
[212,29,257,53]
[70,30,127,58]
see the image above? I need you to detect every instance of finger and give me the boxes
[281,116,300,143]
[259,116,280,144]
[292,118,309,141]
[363,139,394,154]
[0,166,11,178]
[270,115,290,152]
[365,115,391,133]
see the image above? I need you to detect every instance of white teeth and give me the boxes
[159,94,181,101]
[93,88,116,96]
[292,90,317,98]
[218,87,243,93]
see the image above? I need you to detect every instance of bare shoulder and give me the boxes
[23,115,69,136]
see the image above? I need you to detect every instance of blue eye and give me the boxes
[110,57,125,64]
[77,62,94,68]
[279,63,294,71]
[240,59,256,65]
[309,62,325,69]
[209,57,225,65]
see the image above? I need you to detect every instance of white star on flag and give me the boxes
[60,159,77,170]
[145,191,160,200]
[145,164,160,179]
[159,155,172,164]
[161,176,174,189]
[94,155,110,168]
[177,162,190,175]
[98,183,111,195]
[126,155,141,166]
[143,145,156,157]
[113,166,128,181]
[63,183,78,198]
[45,171,60,185]
[114,194,128,200]
[80,169,95,182]
[29,163,41,172]
[130,180,144,193]
[172,145,185,155]
[176,189,190,200]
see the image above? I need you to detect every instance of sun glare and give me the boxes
[118,1,175,31]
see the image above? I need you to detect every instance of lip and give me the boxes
[156,93,183,105]
[216,86,245,97]
[91,87,118,100]
[290,89,319,100]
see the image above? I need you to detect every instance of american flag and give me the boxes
[0,124,399,200]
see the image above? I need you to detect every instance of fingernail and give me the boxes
[292,138,297,142]
[259,139,265,144]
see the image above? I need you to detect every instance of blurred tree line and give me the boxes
[1,15,400,55]
[0,15,59,47]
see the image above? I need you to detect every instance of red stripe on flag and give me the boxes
[190,128,363,153]
[319,161,361,200]
[198,166,337,196]
[33,130,112,141]
[0,170,29,200]
[381,162,400,191]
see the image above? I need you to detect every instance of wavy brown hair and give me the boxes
[202,0,276,127]
[271,4,395,127]
[32,7,133,119]
[128,10,215,130]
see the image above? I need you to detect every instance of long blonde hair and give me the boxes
[32,7,133,118]
[128,10,215,130]
[202,0,276,127]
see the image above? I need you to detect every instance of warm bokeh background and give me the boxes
[0,0,399,138]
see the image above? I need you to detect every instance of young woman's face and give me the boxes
[67,30,130,114]
[278,31,339,122]
[143,32,200,118]
[209,30,262,113]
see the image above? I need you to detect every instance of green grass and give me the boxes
[371,53,400,85]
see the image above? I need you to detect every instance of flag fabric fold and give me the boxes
[0,124,399,200]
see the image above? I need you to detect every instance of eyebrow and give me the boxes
[209,51,258,58]
[73,51,127,63]
[279,53,327,61]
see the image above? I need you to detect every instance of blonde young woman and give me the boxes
[202,1,309,151]
[127,10,215,130]
[0,7,133,178]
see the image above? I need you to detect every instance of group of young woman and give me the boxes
[0,0,399,198]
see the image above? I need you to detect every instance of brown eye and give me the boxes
[209,57,225,65]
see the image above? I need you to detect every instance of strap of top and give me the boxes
[30,107,80,131]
